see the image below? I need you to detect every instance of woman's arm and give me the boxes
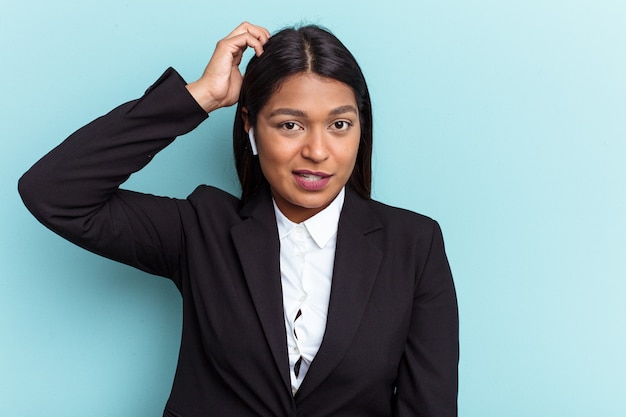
[18,22,270,279]
[18,68,208,278]
[393,220,459,417]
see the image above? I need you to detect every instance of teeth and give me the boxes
[300,174,322,180]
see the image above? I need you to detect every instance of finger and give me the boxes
[222,31,267,58]
[226,21,270,40]
[245,22,271,44]
[225,22,270,48]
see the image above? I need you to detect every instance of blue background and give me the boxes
[2,0,624,415]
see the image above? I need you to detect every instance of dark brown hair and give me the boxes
[233,25,373,204]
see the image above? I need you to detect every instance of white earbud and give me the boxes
[248,127,258,156]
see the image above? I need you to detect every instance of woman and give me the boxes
[19,22,458,417]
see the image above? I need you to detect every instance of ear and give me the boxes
[242,107,250,134]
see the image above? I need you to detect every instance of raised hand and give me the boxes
[186,22,271,113]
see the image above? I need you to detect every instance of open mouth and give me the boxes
[297,173,324,181]
[293,171,332,191]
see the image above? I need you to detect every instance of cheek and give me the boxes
[340,138,361,170]
[257,154,279,181]
[256,144,294,181]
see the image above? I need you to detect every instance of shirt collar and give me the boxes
[273,187,345,249]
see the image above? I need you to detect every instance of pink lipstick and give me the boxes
[293,170,332,191]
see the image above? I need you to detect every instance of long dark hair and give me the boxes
[233,25,373,204]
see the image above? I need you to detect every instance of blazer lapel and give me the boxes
[295,188,384,401]
[230,188,291,393]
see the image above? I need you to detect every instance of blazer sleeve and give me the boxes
[18,68,209,282]
[393,220,459,417]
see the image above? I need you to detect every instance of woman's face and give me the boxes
[247,72,361,223]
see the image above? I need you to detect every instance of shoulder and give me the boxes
[188,184,240,203]
[186,185,241,219]
[343,188,443,248]
[363,199,450,277]
[364,197,441,236]
[367,198,433,223]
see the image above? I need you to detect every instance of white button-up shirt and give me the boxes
[273,188,345,395]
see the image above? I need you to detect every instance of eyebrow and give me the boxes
[267,105,358,118]
[330,105,359,116]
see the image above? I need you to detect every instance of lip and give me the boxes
[292,170,332,191]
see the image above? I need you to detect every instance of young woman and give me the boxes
[19,22,458,417]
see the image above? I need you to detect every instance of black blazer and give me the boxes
[19,68,459,417]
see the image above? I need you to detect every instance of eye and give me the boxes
[331,120,352,131]
[279,122,301,131]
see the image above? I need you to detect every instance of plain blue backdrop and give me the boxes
[2,0,624,415]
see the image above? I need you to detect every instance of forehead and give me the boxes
[261,73,357,115]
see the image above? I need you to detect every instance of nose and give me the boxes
[301,128,329,162]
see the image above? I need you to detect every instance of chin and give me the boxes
[292,198,329,210]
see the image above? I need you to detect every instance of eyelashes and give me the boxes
[277,120,353,132]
